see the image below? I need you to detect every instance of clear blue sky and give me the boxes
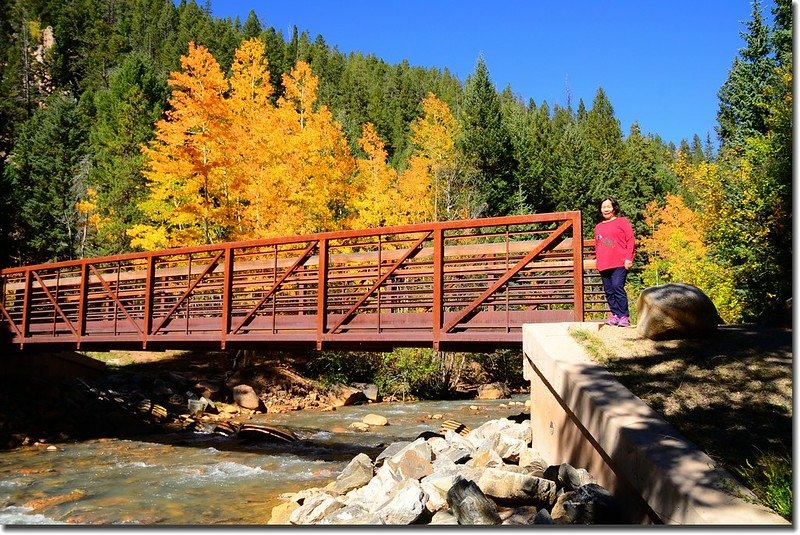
[209,1,776,148]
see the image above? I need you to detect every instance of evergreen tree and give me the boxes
[457,56,517,216]
[4,94,89,264]
[577,87,625,214]
[716,0,774,149]
[498,86,534,214]
[89,52,168,255]
[261,26,287,99]
[241,9,261,39]
[524,100,559,213]
[619,122,677,236]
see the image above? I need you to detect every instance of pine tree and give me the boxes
[565,87,626,223]
[4,93,89,264]
[458,56,517,216]
[716,0,774,149]
[241,9,261,39]
[89,52,168,255]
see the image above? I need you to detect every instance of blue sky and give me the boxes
[209,1,776,148]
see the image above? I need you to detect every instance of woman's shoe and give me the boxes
[617,316,630,327]
[605,314,619,326]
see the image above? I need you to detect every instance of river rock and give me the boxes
[476,382,509,400]
[534,506,555,524]
[446,476,501,525]
[636,283,722,340]
[550,489,574,523]
[500,505,538,525]
[477,467,557,506]
[374,441,411,467]
[429,509,459,525]
[289,492,344,525]
[542,462,584,491]
[325,453,374,495]
[383,439,433,480]
[319,503,382,525]
[518,448,549,476]
[268,501,299,524]
[284,417,619,526]
[231,384,261,410]
[432,446,471,471]
[193,381,223,401]
[362,413,388,426]
[465,448,504,468]
[329,385,367,407]
[375,478,428,524]
[352,382,381,402]
[345,463,402,508]
[558,483,622,524]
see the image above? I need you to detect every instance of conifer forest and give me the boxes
[0,0,792,323]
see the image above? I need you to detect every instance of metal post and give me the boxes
[572,212,585,321]
[142,255,155,349]
[76,263,89,347]
[220,246,234,350]
[432,228,443,350]
[316,239,328,350]
[20,270,32,347]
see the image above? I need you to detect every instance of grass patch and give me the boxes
[736,452,793,520]
[569,329,612,365]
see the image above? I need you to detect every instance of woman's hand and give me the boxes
[624,259,633,270]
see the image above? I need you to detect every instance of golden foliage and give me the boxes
[352,122,401,228]
[407,92,462,220]
[639,191,743,322]
[132,44,461,251]
[132,43,357,248]
[132,41,230,249]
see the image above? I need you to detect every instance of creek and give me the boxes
[0,394,529,525]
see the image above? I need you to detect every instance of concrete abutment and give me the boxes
[522,322,788,525]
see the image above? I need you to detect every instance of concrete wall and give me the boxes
[522,322,789,525]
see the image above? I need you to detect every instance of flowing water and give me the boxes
[0,395,529,525]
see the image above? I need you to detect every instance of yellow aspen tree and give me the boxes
[273,61,355,236]
[129,42,230,249]
[352,122,402,228]
[405,92,461,220]
[395,155,433,224]
[75,187,104,258]
[639,192,742,321]
[226,38,279,240]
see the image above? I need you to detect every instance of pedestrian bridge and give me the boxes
[1,212,605,353]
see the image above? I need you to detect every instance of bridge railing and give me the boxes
[1,212,588,352]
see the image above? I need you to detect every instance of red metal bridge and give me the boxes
[1,212,605,353]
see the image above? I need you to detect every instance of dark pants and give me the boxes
[600,267,629,317]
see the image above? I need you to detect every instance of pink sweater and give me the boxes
[594,217,635,271]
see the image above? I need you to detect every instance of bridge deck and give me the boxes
[1,212,607,352]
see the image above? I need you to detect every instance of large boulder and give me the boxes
[476,382,509,400]
[231,384,263,410]
[636,283,722,341]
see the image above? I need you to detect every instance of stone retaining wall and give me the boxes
[522,322,789,525]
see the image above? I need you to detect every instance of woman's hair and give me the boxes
[598,196,620,216]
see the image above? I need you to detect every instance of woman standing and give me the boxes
[594,197,635,326]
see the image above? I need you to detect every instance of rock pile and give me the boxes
[269,418,623,525]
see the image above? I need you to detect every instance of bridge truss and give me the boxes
[1,212,606,352]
